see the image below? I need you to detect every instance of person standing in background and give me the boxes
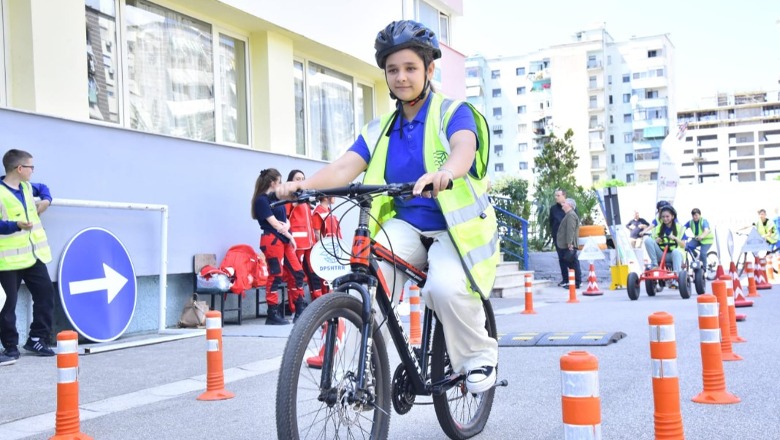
[0,149,57,366]
[625,210,650,248]
[556,198,581,289]
[282,169,315,322]
[549,189,568,287]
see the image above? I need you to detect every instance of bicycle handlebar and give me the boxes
[270,181,451,207]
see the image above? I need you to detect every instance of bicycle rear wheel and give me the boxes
[431,299,497,439]
[276,293,391,440]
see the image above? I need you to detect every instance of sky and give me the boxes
[456,0,780,108]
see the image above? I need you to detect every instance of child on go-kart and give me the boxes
[642,205,688,283]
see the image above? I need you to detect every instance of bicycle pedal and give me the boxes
[493,379,509,389]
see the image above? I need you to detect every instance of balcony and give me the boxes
[588,124,604,132]
[634,158,659,171]
[588,104,605,113]
[587,60,603,71]
[589,141,605,151]
[635,97,668,108]
[633,118,668,130]
[632,75,667,89]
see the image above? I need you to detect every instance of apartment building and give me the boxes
[677,91,780,182]
[0,0,470,335]
[466,24,676,188]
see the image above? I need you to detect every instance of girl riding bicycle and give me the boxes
[277,19,499,394]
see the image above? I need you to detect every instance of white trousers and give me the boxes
[374,219,498,374]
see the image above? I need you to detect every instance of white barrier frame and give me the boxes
[52,198,172,334]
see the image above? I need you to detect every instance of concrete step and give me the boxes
[497,261,520,275]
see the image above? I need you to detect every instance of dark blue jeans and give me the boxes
[0,259,55,348]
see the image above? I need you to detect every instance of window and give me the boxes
[517,124,527,133]
[607,75,612,85]
[622,74,630,83]
[494,144,503,157]
[0,0,5,106]
[589,76,597,89]
[516,86,526,95]
[623,94,631,103]
[305,62,355,160]
[516,67,525,76]
[492,88,501,97]
[519,161,528,170]
[356,82,374,139]
[589,96,597,108]
[650,172,658,180]
[86,0,120,123]
[610,154,615,164]
[589,115,598,129]
[609,115,614,124]
[648,49,658,58]
[116,1,249,144]
[491,70,500,79]
[517,105,526,114]
[493,107,502,118]
[294,61,306,155]
[417,1,449,44]
[608,95,613,104]
[626,173,634,183]
[624,133,633,143]
[646,90,659,99]
[495,163,504,172]
[609,134,614,144]
[625,153,634,163]
[517,143,527,152]
[623,113,632,123]
[592,155,600,168]
[492,125,503,138]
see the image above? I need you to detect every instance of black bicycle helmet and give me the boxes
[659,205,677,218]
[656,200,670,210]
[374,20,441,69]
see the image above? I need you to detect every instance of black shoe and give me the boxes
[293,299,308,323]
[265,305,290,325]
[557,281,568,288]
[0,348,18,366]
[23,338,55,356]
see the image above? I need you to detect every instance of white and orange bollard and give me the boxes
[560,351,601,439]
[521,273,537,314]
[648,312,684,440]
[198,311,235,400]
[51,331,92,440]
[408,284,422,345]
[755,255,772,290]
[730,262,753,307]
[582,263,603,296]
[692,294,740,404]
[711,280,742,361]
[722,276,746,343]
[567,269,579,303]
[746,261,760,297]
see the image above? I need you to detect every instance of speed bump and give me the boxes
[498,331,626,347]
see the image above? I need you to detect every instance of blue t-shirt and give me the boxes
[253,193,289,243]
[348,95,478,231]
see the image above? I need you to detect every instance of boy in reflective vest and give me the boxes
[756,209,778,251]
[0,149,57,366]
[684,208,712,266]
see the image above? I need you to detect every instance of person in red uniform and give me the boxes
[282,169,314,321]
[251,168,305,325]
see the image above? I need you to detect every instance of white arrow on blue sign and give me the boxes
[58,227,137,342]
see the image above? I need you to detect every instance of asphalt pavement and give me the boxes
[1,280,779,439]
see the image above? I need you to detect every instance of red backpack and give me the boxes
[219,244,269,294]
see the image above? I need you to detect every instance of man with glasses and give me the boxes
[0,149,56,366]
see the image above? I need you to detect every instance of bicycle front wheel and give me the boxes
[276,293,391,440]
[431,299,497,439]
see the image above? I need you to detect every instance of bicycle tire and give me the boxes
[431,299,497,439]
[737,252,748,277]
[276,293,391,440]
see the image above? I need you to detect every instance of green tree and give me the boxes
[532,129,578,248]
[489,176,530,262]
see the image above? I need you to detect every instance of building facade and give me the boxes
[466,24,676,188]
[677,91,780,182]
[0,0,470,338]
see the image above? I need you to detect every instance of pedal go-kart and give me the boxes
[627,245,705,300]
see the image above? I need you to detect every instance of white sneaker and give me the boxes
[465,366,496,394]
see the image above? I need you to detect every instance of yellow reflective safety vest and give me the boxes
[0,182,52,270]
[361,92,498,299]
[653,221,684,249]
[756,218,778,244]
[689,218,713,244]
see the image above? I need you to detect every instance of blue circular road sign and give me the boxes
[58,227,137,342]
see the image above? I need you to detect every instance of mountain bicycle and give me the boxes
[273,182,506,440]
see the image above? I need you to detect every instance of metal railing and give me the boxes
[490,196,530,270]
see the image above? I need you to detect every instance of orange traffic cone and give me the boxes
[722,277,746,343]
[198,311,235,400]
[582,263,603,296]
[711,280,742,361]
[408,284,422,345]
[746,261,760,297]
[729,262,753,307]
[51,331,93,440]
[560,351,601,438]
[691,294,740,404]
[766,254,776,283]
[567,269,579,303]
[306,318,346,369]
[715,264,725,280]
[648,312,685,439]
[755,256,772,290]
[521,273,537,314]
